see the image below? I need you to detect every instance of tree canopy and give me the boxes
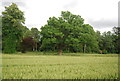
[1,3,119,54]
[2,3,25,53]
[40,11,98,55]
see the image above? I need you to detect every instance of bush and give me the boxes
[102,50,108,54]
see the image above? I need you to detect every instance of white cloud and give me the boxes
[1,0,119,32]
[63,0,78,9]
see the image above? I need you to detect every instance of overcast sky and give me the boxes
[1,0,119,33]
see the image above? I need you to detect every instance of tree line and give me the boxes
[1,3,120,55]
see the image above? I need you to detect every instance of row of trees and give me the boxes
[96,28,120,54]
[1,3,120,55]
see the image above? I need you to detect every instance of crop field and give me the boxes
[2,53,118,79]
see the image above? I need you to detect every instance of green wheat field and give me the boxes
[2,53,118,79]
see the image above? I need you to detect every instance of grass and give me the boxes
[2,52,118,79]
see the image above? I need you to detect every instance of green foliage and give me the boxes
[80,24,98,53]
[100,31,116,53]
[0,16,2,52]
[112,27,120,54]
[3,54,118,79]
[102,50,108,54]
[2,3,25,53]
[31,28,40,42]
[21,26,30,38]
[41,11,97,55]
[3,33,17,53]
[31,28,40,51]
[1,3,117,54]
[95,29,120,54]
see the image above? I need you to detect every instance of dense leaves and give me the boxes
[1,3,119,54]
[41,11,98,55]
[0,16,2,52]
[112,27,120,53]
[2,3,25,53]
[96,28,120,54]
[31,28,40,51]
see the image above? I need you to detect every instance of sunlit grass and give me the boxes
[2,53,118,79]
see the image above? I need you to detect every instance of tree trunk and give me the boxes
[58,48,62,56]
[35,43,37,51]
[83,44,86,53]
[33,47,35,51]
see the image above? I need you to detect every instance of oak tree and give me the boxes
[41,11,84,55]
